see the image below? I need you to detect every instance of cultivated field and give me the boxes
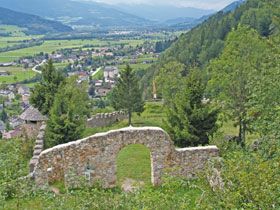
[0,66,37,83]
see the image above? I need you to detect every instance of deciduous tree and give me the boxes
[208,25,266,145]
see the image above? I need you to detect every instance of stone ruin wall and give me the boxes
[29,124,46,173]
[32,127,218,188]
[86,111,128,128]
[22,121,44,139]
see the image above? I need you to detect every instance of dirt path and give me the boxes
[49,186,67,197]
[120,178,145,192]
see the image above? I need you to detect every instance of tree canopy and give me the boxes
[30,59,66,116]
[164,69,219,147]
[45,76,90,147]
[110,64,144,125]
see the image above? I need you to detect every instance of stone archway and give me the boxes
[32,127,218,188]
[116,144,152,188]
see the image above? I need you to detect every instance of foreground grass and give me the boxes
[1,135,201,210]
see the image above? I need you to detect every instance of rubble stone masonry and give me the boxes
[32,127,218,188]
[86,111,128,128]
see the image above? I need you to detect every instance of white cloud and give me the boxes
[93,0,237,10]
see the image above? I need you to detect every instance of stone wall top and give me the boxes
[40,126,169,156]
[176,146,218,152]
[86,111,128,128]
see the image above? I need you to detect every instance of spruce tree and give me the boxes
[164,69,219,147]
[30,59,66,115]
[111,64,144,125]
[0,108,8,123]
[45,76,90,147]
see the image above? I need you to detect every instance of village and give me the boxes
[0,41,159,140]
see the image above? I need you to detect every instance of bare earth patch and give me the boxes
[120,178,145,192]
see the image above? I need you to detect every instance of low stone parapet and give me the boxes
[86,111,128,128]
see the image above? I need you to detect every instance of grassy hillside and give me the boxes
[141,0,279,98]
[1,101,279,209]
[0,6,72,35]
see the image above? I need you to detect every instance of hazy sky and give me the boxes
[92,0,238,10]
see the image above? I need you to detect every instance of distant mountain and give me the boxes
[163,17,196,26]
[221,0,246,13]
[114,4,215,22]
[0,7,72,35]
[166,1,246,30]
[0,0,153,28]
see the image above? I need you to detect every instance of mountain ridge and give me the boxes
[0,6,73,35]
[0,0,153,27]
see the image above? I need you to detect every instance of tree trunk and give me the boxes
[128,110,132,126]
[241,121,246,147]
[238,117,242,145]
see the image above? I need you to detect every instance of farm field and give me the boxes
[114,63,153,71]
[53,62,72,68]
[0,66,37,83]
[0,24,27,37]
[0,38,146,58]
[0,56,19,63]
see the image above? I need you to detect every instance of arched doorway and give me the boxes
[117,144,151,190]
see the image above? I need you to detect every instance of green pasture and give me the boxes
[0,24,27,37]
[92,69,104,80]
[0,56,19,63]
[54,62,72,68]
[0,38,146,58]
[0,66,37,83]
[115,63,152,71]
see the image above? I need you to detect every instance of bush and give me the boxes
[198,136,280,209]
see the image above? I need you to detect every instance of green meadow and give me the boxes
[0,66,37,83]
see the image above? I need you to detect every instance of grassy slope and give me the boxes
[2,101,261,209]
[117,144,151,184]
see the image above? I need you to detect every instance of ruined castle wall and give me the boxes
[86,111,128,128]
[170,147,218,179]
[33,127,218,189]
[29,124,46,173]
[22,121,44,139]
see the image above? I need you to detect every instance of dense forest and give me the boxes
[141,0,279,98]
[0,7,72,35]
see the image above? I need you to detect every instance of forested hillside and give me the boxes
[0,7,73,35]
[0,0,152,28]
[141,0,279,98]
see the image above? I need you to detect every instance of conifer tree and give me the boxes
[30,59,66,115]
[0,108,8,123]
[164,69,219,147]
[111,64,144,125]
[45,76,90,147]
